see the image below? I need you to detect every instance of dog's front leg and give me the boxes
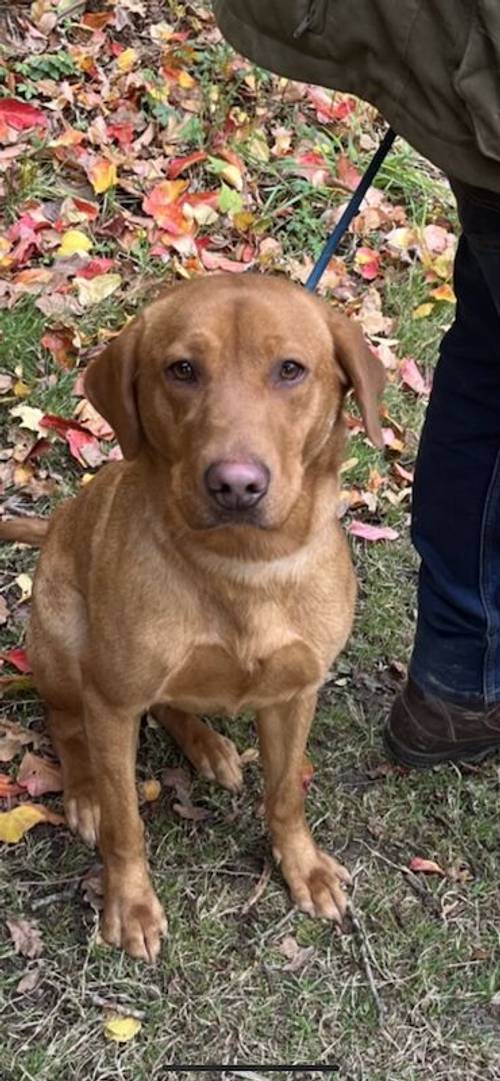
[84,688,167,961]
[256,693,351,924]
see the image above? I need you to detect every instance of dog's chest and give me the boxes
[160,605,323,714]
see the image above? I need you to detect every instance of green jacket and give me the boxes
[213,1,500,193]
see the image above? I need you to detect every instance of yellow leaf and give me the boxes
[141,779,161,802]
[89,159,117,194]
[233,211,255,233]
[431,283,455,303]
[0,804,64,844]
[57,229,92,258]
[13,380,31,398]
[116,47,137,72]
[75,273,122,307]
[221,163,243,191]
[412,303,434,319]
[16,573,32,602]
[178,69,195,89]
[0,236,12,267]
[104,1016,142,1043]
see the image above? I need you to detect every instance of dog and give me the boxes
[0,273,384,961]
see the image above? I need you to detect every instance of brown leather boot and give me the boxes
[384,677,500,768]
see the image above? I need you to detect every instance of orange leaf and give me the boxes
[142,180,188,226]
[88,159,117,194]
[0,774,25,798]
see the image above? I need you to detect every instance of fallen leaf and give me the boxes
[10,405,45,435]
[41,329,77,369]
[116,47,137,72]
[0,99,48,131]
[407,856,445,876]
[0,774,26,798]
[354,247,380,281]
[431,283,455,303]
[15,575,32,603]
[104,1015,142,1042]
[278,934,314,972]
[199,249,250,273]
[16,966,41,994]
[0,803,65,844]
[142,180,188,226]
[162,766,192,801]
[140,778,161,802]
[2,647,32,673]
[6,917,43,958]
[172,801,211,822]
[56,230,92,258]
[75,273,122,307]
[412,302,434,319]
[0,720,41,763]
[447,859,473,884]
[17,752,63,797]
[0,597,10,625]
[422,224,450,255]
[167,151,207,179]
[399,357,429,396]
[73,399,114,440]
[239,747,259,766]
[88,159,117,194]
[40,413,103,467]
[348,521,399,542]
[337,154,362,191]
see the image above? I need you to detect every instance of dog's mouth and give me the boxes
[202,505,270,531]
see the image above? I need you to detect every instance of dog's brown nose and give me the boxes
[204,459,270,512]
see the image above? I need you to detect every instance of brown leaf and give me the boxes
[0,596,9,625]
[172,801,211,822]
[16,966,41,994]
[0,720,42,764]
[278,934,314,971]
[17,752,63,797]
[7,917,43,958]
[162,766,192,802]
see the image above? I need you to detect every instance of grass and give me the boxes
[1,3,499,1079]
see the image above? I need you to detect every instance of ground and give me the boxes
[1,3,500,1080]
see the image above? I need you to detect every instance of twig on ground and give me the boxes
[241,860,272,914]
[348,901,386,1026]
[86,993,146,1020]
[30,882,79,910]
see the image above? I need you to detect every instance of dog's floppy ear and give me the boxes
[328,310,385,449]
[84,316,143,460]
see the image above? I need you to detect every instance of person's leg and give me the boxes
[385,181,500,766]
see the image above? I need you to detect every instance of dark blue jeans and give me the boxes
[410,180,500,707]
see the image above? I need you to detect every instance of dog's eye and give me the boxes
[279,360,306,383]
[167,360,197,383]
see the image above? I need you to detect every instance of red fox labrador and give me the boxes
[0,273,384,961]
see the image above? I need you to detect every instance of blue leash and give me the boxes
[305,127,396,291]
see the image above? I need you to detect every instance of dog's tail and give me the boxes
[0,517,48,546]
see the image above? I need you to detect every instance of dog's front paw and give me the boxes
[276,835,351,923]
[65,783,101,847]
[188,729,243,792]
[102,874,167,962]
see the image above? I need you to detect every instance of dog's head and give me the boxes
[85,274,384,533]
